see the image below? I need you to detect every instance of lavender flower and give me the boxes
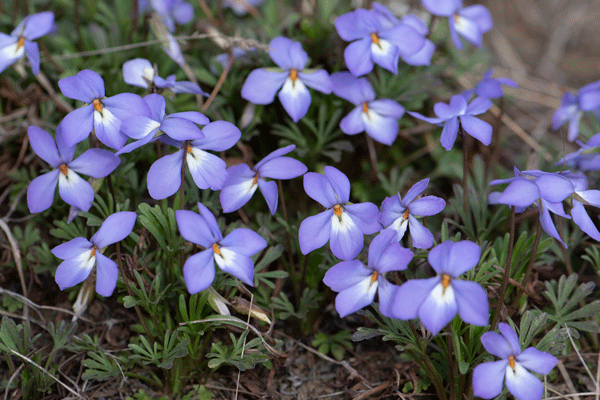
[58,69,150,149]
[117,93,208,155]
[552,80,600,142]
[473,323,558,400]
[555,133,600,171]
[323,229,413,318]
[26,126,120,213]
[176,203,267,293]
[224,0,265,15]
[220,145,307,215]
[379,178,446,248]
[241,36,332,122]
[408,94,493,150]
[462,69,518,100]
[489,168,575,247]
[122,58,207,95]
[52,212,137,296]
[334,8,425,76]
[563,172,600,241]
[0,11,54,75]
[330,72,405,145]
[421,0,492,49]
[144,0,193,32]
[299,166,381,260]
[147,121,241,199]
[371,4,435,66]
[392,240,488,336]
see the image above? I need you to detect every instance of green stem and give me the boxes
[460,125,469,217]
[446,329,455,400]
[409,321,448,400]
[490,206,516,330]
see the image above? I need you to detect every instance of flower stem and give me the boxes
[446,327,455,400]
[491,206,516,330]
[460,125,469,216]
[365,134,380,180]
[510,218,542,310]
[409,321,448,400]
[201,52,234,112]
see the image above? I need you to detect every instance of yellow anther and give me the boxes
[289,69,298,81]
[370,32,380,44]
[371,271,378,284]
[333,204,343,216]
[212,243,221,254]
[253,173,259,185]
[186,143,192,153]
[91,245,97,257]
[17,37,25,49]
[93,98,103,112]
[362,102,369,113]
[403,209,410,220]
[441,273,451,288]
[508,355,516,370]
[59,163,68,175]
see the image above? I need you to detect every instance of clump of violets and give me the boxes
[299,166,381,260]
[334,7,425,76]
[58,69,150,149]
[323,230,413,318]
[393,240,489,336]
[421,0,492,49]
[379,178,446,248]
[52,212,137,296]
[176,203,267,293]
[27,126,120,213]
[473,323,558,400]
[0,11,54,75]
[462,69,518,100]
[122,58,207,95]
[147,121,241,199]
[330,72,405,145]
[220,145,307,215]
[488,168,575,247]
[241,36,332,122]
[408,94,493,150]
[552,80,600,142]
[117,93,208,155]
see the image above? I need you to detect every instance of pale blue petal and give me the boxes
[183,250,215,294]
[95,253,118,296]
[27,170,58,213]
[147,150,184,200]
[299,209,333,255]
[472,360,508,399]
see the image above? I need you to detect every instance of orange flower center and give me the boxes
[289,69,298,82]
[186,143,192,153]
[370,33,380,44]
[403,208,410,220]
[333,204,343,216]
[362,102,369,113]
[508,355,516,370]
[17,37,25,49]
[212,243,221,254]
[59,163,68,175]
[93,98,103,112]
[91,245,97,257]
[253,173,259,185]
[370,271,378,284]
[441,273,451,288]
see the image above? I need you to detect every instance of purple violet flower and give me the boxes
[215,47,256,70]
[552,80,600,142]
[176,203,267,293]
[562,172,600,241]
[299,166,382,261]
[241,36,333,123]
[555,133,600,171]
[473,323,558,400]
[147,121,241,199]
[145,0,193,32]
[220,145,307,215]
[379,178,446,248]
[371,4,435,66]
[408,94,493,150]
[421,0,492,49]
[323,229,413,318]
[334,8,425,76]
[117,93,208,155]
[330,72,405,145]
[224,0,265,15]
[392,240,489,336]
[122,58,207,95]
[58,69,150,149]
[462,69,518,101]
[52,211,137,296]
[489,168,575,247]
[0,11,54,75]
[26,126,120,213]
